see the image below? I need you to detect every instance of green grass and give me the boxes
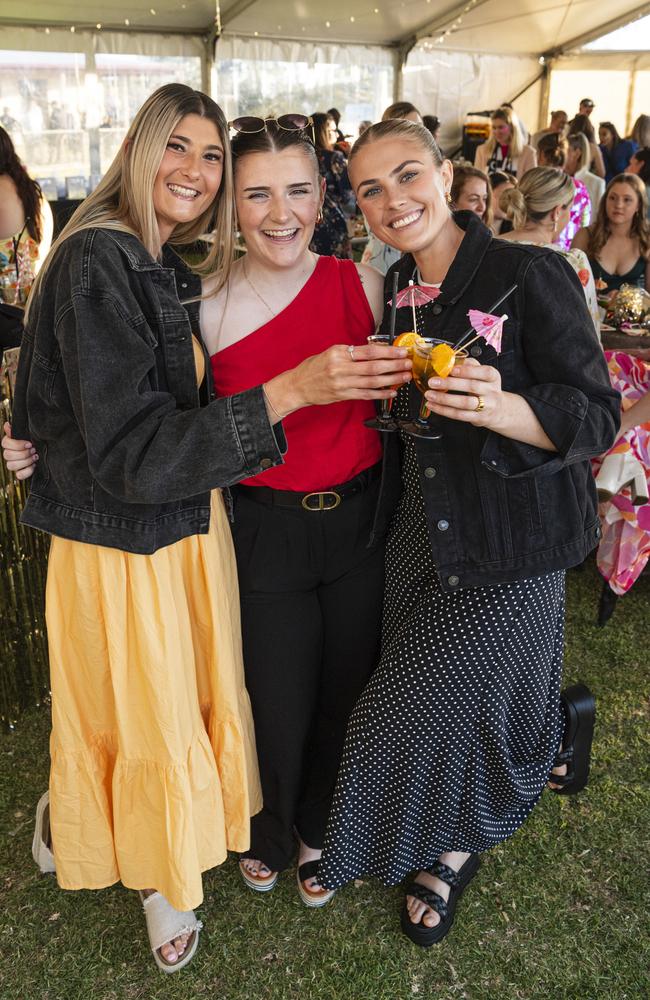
[1,560,649,1000]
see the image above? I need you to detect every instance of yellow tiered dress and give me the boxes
[44,339,262,911]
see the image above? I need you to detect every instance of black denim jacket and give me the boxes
[12,228,286,553]
[371,211,620,591]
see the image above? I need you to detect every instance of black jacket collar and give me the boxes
[396,210,494,305]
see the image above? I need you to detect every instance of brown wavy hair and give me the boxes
[0,125,43,243]
[450,163,492,227]
[586,173,650,260]
[537,133,567,169]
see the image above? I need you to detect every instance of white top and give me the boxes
[575,167,605,216]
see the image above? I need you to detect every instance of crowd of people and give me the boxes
[0,81,647,973]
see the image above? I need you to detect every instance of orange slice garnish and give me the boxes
[430,343,456,378]
[393,331,426,348]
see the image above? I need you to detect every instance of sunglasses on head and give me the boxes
[228,114,315,143]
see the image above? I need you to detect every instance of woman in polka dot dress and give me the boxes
[317,120,620,947]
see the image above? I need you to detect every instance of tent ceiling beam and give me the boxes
[220,0,260,30]
[394,0,491,47]
[542,0,650,56]
[220,29,392,47]
[0,17,205,35]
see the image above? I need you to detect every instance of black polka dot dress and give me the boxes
[318,416,565,890]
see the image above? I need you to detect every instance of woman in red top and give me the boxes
[200,122,402,904]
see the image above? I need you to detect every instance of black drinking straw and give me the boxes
[453,283,518,351]
[388,271,399,344]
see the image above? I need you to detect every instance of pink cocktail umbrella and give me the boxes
[389,280,441,334]
[466,309,508,354]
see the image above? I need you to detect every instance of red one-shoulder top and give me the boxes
[210,255,382,491]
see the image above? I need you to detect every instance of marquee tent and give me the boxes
[0,0,648,178]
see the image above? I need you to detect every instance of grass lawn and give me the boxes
[1,560,648,1000]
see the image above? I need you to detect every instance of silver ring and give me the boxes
[347,345,355,361]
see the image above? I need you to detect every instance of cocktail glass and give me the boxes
[363,332,414,433]
[400,340,468,439]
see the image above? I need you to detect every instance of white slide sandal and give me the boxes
[32,791,56,874]
[138,891,203,973]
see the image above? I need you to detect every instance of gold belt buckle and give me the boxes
[301,491,342,511]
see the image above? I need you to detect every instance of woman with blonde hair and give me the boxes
[567,114,606,179]
[3,84,405,970]
[362,102,423,273]
[536,133,591,250]
[630,114,650,150]
[565,131,605,215]
[474,105,536,178]
[450,162,492,228]
[317,118,618,947]
[573,172,650,292]
[499,165,599,333]
[382,101,422,124]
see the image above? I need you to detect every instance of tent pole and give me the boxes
[626,62,638,136]
[394,39,415,102]
[203,34,213,96]
[538,61,551,132]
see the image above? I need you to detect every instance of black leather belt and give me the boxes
[234,462,381,511]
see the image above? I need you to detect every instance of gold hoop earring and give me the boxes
[316,207,324,224]
[445,191,452,205]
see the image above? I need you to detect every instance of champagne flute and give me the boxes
[364,270,401,433]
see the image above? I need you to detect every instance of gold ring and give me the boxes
[347,345,355,361]
[475,395,485,412]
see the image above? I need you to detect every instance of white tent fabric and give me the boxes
[403,45,541,151]
[215,34,394,69]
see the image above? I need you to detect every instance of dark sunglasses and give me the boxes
[228,114,314,143]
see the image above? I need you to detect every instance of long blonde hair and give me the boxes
[586,173,650,260]
[481,106,525,160]
[27,84,235,318]
[500,166,575,231]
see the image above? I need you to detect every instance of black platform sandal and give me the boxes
[400,854,480,947]
[549,683,596,796]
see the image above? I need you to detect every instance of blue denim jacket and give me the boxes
[12,227,286,553]
[370,211,621,591]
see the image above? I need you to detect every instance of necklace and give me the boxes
[243,256,277,318]
[413,265,442,338]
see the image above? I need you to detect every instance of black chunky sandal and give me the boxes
[549,683,596,796]
[400,854,480,947]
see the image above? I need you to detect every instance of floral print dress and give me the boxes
[592,352,650,595]
[310,149,355,259]
[558,177,591,251]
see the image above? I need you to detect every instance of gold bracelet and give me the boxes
[262,384,283,422]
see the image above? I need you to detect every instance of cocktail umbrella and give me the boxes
[389,280,441,334]
[466,309,508,354]
[453,283,518,351]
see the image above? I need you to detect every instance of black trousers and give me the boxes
[231,478,385,872]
